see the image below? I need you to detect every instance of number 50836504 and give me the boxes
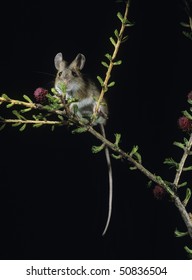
[119,266,167,276]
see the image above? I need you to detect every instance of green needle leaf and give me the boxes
[97,76,104,86]
[129,166,137,170]
[114,133,121,146]
[58,82,67,94]
[111,154,122,160]
[134,151,142,163]
[129,145,142,163]
[117,12,124,23]
[12,122,21,127]
[174,228,189,238]
[113,60,122,65]
[19,123,26,132]
[20,108,32,113]
[184,138,189,145]
[108,81,115,87]
[2,94,10,100]
[124,20,135,27]
[184,246,192,258]
[121,35,129,43]
[183,166,192,171]
[183,110,192,120]
[182,188,191,206]
[110,37,116,47]
[23,94,33,103]
[114,29,119,38]
[33,123,43,128]
[51,88,58,95]
[183,31,192,41]
[178,182,188,188]
[72,127,87,134]
[173,141,185,150]
[12,110,26,120]
[180,22,190,28]
[164,157,179,169]
[57,115,64,121]
[6,103,14,108]
[12,110,22,119]
[92,143,105,154]
[0,123,6,131]
[105,53,112,61]
[130,145,139,157]
[147,180,153,188]
[101,61,109,68]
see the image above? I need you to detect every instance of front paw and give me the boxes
[69,102,79,115]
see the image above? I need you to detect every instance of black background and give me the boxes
[0,0,192,259]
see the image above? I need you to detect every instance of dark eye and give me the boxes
[72,70,78,77]
[58,71,62,77]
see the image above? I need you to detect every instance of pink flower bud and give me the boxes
[178,116,192,132]
[187,90,192,101]
[34,87,48,103]
[153,185,165,200]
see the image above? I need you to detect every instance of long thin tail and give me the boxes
[100,124,113,236]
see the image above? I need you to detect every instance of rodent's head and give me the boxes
[54,53,86,95]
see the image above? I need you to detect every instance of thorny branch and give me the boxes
[94,0,130,116]
[0,96,65,117]
[174,133,192,188]
[1,119,62,126]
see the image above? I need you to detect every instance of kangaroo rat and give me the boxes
[54,52,113,235]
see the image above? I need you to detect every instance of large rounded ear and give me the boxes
[54,52,65,70]
[70,53,86,70]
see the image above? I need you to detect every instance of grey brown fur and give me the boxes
[54,53,113,235]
